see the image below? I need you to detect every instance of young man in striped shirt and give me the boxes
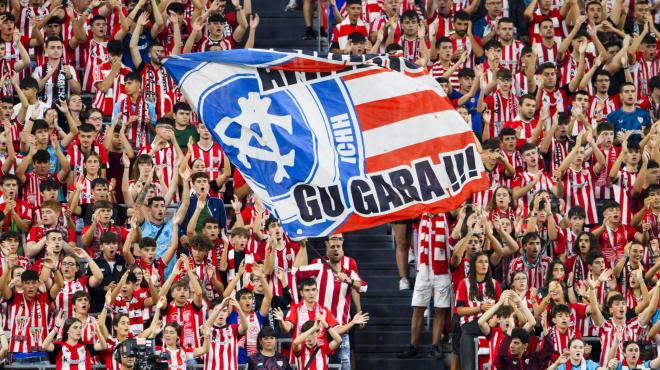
[294,316,342,370]
[509,232,553,290]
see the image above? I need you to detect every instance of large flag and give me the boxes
[164,50,488,239]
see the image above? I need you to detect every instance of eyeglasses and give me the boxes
[61,262,76,267]
[329,237,344,242]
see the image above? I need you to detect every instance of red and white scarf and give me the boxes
[121,95,148,148]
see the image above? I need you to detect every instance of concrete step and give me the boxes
[355,355,448,370]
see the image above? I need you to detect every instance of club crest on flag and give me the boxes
[164,50,489,238]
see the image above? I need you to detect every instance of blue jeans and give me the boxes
[339,332,350,370]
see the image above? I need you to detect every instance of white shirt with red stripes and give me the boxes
[205,324,240,370]
[613,167,638,225]
[500,40,525,74]
[56,276,89,319]
[7,292,51,353]
[454,278,502,325]
[81,38,109,93]
[534,39,562,66]
[562,166,599,225]
[508,255,553,290]
[296,342,332,370]
[631,53,660,100]
[296,256,367,326]
[92,61,131,116]
[599,317,647,365]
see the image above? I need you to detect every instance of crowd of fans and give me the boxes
[323,0,660,369]
[0,0,658,369]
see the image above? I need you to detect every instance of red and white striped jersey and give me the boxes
[599,318,647,364]
[472,162,508,208]
[18,5,49,39]
[415,213,450,275]
[296,343,332,370]
[67,143,110,179]
[502,150,525,187]
[117,95,152,149]
[547,137,571,172]
[180,259,216,302]
[613,167,637,225]
[560,53,592,87]
[508,255,553,290]
[56,276,89,319]
[331,18,369,50]
[3,35,31,80]
[534,39,561,66]
[485,91,519,138]
[450,34,481,69]
[267,244,297,297]
[164,301,204,351]
[66,162,103,201]
[631,53,660,99]
[157,346,192,369]
[0,198,32,232]
[7,292,51,353]
[454,278,502,325]
[558,229,580,260]
[587,95,618,122]
[53,341,93,370]
[625,288,643,312]
[530,9,565,41]
[540,87,569,117]
[141,63,177,119]
[513,71,535,98]
[361,0,383,25]
[80,315,99,345]
[22,172,62,209]
[80,38,109,93]
[112,293,147,336]
[511,170,556,211]
[188,142,226,184]
[430,61,460,91]
[451,0,471,13]
[591,223,637,268]
[502,116,539,149]
[500,40,525,74]
[544,326,582,360]
[642,209,660,242]
[205,324,239,370]
[138,143,177,195]
[296,256,367,326]
[61,11,91,71]
[92,61,131,116]
[428,12,453,39]
[285,301,339,355]
[487,326,506,368]
[594,145,620,200]
[0,253,31,277]
[562,166,599,225]
[399,37,429,63]
[196,35,236,52]
[369,15,401,53]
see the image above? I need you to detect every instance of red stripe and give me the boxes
[273,58,348,73]
[365,131,476,173]
[355,91,454,131]
[341,68,386,81]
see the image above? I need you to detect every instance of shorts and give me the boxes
[411,273,452,308]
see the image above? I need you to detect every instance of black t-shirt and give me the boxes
[247,351,292,370]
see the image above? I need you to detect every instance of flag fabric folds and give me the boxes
[163,49,488,239]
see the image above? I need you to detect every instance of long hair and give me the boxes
[112,313,129,337]
[61,317,82,343]
[572,231,599,257]
[488,186,515,212]
[468,252,496,301]
[543,260,567,291]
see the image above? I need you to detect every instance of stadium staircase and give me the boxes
[339,226,447,370]
[251,0,322,51]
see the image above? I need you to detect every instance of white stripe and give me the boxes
[362,110,470,157]
[343,71,438,105]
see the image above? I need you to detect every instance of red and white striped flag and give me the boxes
[164,50,489,238]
